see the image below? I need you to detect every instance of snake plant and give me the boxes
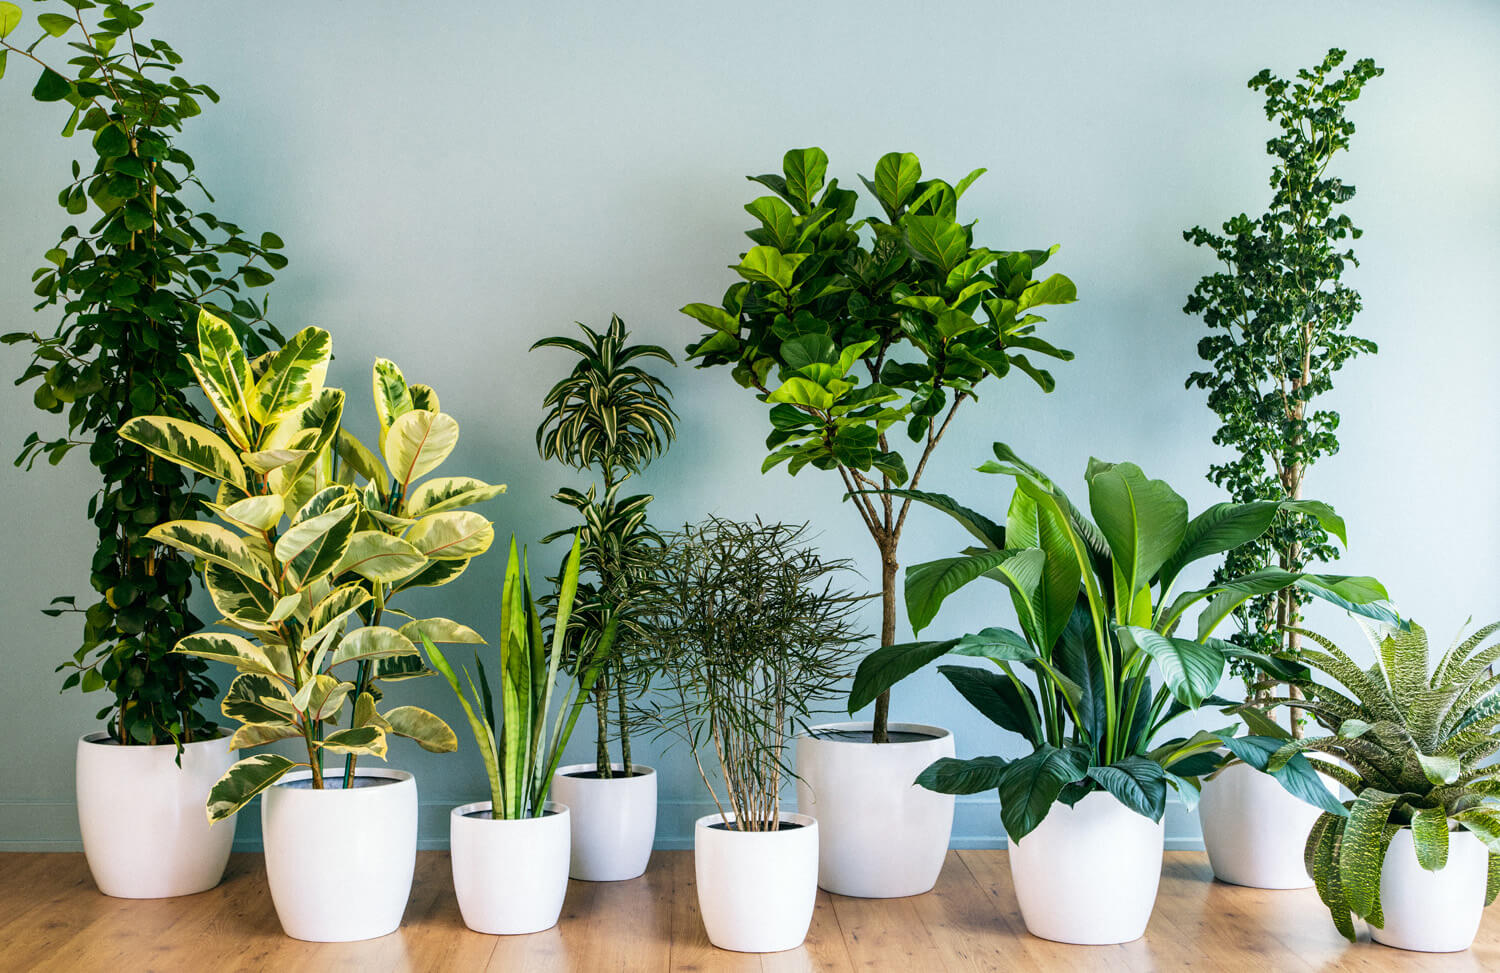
[118,310,503,819]
[1255,619,1500,941]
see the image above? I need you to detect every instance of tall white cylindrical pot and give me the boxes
[1370,828,1488,952]
[1199,761,1328,889]
[549,764,656,881]
[795,722,954,897]
[1008,791,1164,944]
[450,801,571,934]
[694,812,818,953]
[261,768,417,942]
[75,731,237,898]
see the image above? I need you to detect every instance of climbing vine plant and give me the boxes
[1183,49,1383,718]
[1,1,286,744]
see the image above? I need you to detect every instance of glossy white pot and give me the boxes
[795,722,954,897]
[1199,761,1330,889]
[450,801,570,934]
[694,812,818,953]
[75,731,237,898]
[1009,791,1164,944]
[261,768,416,942]
[1370,827,1488,952]
[549,764,655,881]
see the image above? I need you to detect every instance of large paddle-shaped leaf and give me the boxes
[1086,460,1187,606]
[1119,626,1225,708]
[937,664,1040,742]
[904,548,1041,635]
[1218,735,1347,817]
[1006,489,1081,652]
[915,755,1011,794]
[858,488,1005,551]
[996,745,1089,842]
[1156,499,1349,595]
[1086,756,1168,821]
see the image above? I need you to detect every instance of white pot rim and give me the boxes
[275,767,413,791]
[799,721,951,745]
[553,763,656,778]
[452,800,569,822]
[78,729,232,748]
[694,811,817,834]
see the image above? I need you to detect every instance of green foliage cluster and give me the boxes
[681,147,1077,740]
[1,0,286,745]
[1251,620,1500,940]
[533,315,676,777]
[1184,49,1383,693]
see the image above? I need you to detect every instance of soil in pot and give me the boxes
[563,769,652,779]
[808,728,939,744]
[708,821,808,832]
[462,808,563,820]
[280,776,393,790]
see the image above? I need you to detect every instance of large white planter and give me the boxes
[450,801,571,934]
[694,812,818,953]
[549,764,656,881]
[75,731,237,898]
[794,721,954,897]
[1199,761,1329,889]
[261,768,417,942]
[1370,827,1488,952]
[1009,790,1164,944]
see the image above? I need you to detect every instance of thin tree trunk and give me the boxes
[595,665,611,778]
[871,544,897,744]
[616,664,631,776]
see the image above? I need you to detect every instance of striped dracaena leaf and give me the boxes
[1412,805,1451,870]
[1339,789,1402,918]
[119,416,247,490]
[206,754,299,822]
[1287,640,1402,724]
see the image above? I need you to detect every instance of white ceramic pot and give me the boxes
[1370,827,1488,952]
[261,768,417,942]
[450,801,571,934]
[549,764,656,881]
[1009,790,1164,944]
[794,721,954,897]
[75,731,237,898]
[694,812,818,953]
[1199,761,1331,889]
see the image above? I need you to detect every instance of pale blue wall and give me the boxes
[2,0,1497,851]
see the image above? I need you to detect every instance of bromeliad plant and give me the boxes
[681,148,1077,742]
[533,315,676,779]
[638,519,866,831]
[119,311,504,819]
[849,445,1394,842]
[422,535,611,819]
[1252,619,1500,940]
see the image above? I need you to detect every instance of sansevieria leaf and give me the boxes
[206,754,299,822]
[119,416,247,490]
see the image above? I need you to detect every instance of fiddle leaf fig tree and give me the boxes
[1,0,287,745]
[120,312,504,818]
[682,148,1078,741]
[1184,49,1383,723]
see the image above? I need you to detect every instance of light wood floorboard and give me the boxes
[2,850,1497,971]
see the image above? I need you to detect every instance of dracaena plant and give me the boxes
[422,534,613,819]
[1250,619,1500,941]
[533,315,675,778]
[848,445,1394,842]
[118,311,503,819]
[681,148,1077,742]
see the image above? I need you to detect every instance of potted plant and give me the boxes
[422,534,607,935]
[1250,619,1500,952]
[853,444,1393,944]
[533,314,676,881]
[120,312,501,942]
[680,147,1078,897]
[1182,49,1385,888]
[639,519,864,952]
[1,1,287,898]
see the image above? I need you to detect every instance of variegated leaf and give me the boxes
[353,692,392,732]
[222,672,296,725]
[1412,805,1451,870]
[221,494,285,533]
[399,617,486,645]
[330,626,419,668]
[205,563,280,631]
[174,632,280,679]
[191,308,255,447]
[252,326,331,424]
[404,476,506,517]
[318,726,388,757]
[392,557,468,592]
[118,416,246,489]
[241,448,313,475]
[384,705,458,753]
[307,583,373,646]
[409,383,439,412]
[406,511,493,560]
[206,754,298,822]
[372,358,413,452]
[228,721,300,750]
[1340,789,1401,917]
[383,409,459,489]
[333,531,426,582]
[274,503,358,588]
[150,522,274,586]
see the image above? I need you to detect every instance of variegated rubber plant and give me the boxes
[118,310,504,820]
[1253,619,1500,941]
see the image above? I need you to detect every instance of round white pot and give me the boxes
[76,731,237,898]
[1009,790,1164,944]
[1370,827,1488,952]
[794,721,954,897]
[549,764,656,881]
[694,812,818,953]
[450,801,571,934]
[261,768,417,942]
[1199,761,1331,889]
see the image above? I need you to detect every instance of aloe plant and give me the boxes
[118,310,503,819]
[421,535,612,819]
[1253,619,1500,941]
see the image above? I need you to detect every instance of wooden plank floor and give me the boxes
[2,851,1497,971]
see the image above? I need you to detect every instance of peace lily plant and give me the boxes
[119,310,503,820]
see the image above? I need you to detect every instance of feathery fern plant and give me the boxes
[1256,619,1500,941]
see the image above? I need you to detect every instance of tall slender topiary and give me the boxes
[1184,49,1383,727]
[1,1,286,744]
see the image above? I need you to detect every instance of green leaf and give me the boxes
[915,755,1011,794]
[118,416,247,489]
[206,754,298,821]
[1120,626,1225,708]
[319,726,388,757]
[384,705,458,753]
[36,12,73,36]
[1416,752,1461,786]
[782,146,828,211]
[735,245,808,291]
[32,68,72,102]
[383,409,460,489]
[938,664,1039,740]
[1086,756,1168,821]
[680,302,739,335]
[996,746,1088,842]
[1157,501,1283,594]
[0,4,20,39]
[859,488,1005,550]
[872,151,921,213]
[1087,461,1187,603]
[1218,735,1347,817]
[904,216,968,274]
[1340,789,1401,918]
[847,639,959,713]
[904,549,1041,635]
[1412,805,1450,871]
[1456,806,1500,855]
[766,375,836,410]
[1005,489,1081,652]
